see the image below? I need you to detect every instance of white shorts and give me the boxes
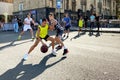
[23,25,32,31]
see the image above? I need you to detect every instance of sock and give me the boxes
[52,49,56,52]
[26,53,29,56]
[63,46,67,49]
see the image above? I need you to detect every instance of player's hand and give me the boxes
[42,42,46,46]
[49,26,54,31]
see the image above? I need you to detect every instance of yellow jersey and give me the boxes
[36,24,48,38]
[79,19,84,28]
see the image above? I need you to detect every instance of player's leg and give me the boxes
[55,31,68,56]
[66,26,70,38]
[23,38,40,60]
[30,28,34,39]
[46,36,56,54]
[18,26,27,40]
[18,31,25,40]
[63,27,67,38]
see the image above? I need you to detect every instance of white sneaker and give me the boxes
[23,53,28,60]
[52,51,57,56]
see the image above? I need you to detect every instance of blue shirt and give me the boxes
[63,17,71,26]
[90,15,95,22]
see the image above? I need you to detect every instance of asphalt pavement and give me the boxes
[0,31,120,80]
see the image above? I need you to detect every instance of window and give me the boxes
[72,0,76,11]
[19,3,23,11]
[49,0,54,7]
[66,0,69,9]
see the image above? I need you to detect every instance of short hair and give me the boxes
[27,13,31,16]
[49,13,54,16]
[42,18,46,22]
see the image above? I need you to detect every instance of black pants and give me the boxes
[96,21,100,32]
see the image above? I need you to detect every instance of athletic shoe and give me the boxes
[18,35,21,40]
[52,51,57,57]
[67,36,69,38]
[63,49,68,57]
[23,53,28,60]
[31,37,35,41]
[63,35,66,38]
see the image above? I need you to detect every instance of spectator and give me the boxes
[12,16,19,33]
[95,13,100,35]
[90,13,95,34]
[84,14,88,29]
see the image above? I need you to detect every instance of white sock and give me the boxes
[25,53,29,56]
[63,46,67,49]
[52,49,56,52]
[32,36,34,38]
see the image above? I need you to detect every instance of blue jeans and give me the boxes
[13,23,19,32]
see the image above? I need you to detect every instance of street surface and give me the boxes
[0,31,120,80]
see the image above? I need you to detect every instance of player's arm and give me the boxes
[48,23,55,30]
[48,20,57,30]
[31,19,36,26]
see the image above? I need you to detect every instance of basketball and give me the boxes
[40,45,48,53]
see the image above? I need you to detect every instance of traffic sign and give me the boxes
[56,0,61,9]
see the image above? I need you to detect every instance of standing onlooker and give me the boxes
[18,13,35,40]
[12,16,19,33]
[84,14,88,29]
[18,18,23,31]
[63,13,71,38]
[90,14,95,34]
[78,16,84,36]
[95,13,100,35]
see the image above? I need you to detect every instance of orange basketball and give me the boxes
[40,45,48,53]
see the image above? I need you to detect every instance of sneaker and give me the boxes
[63,35,66,38]
[67,35,69,38]
[18,35,21,40]
[31,37,35,41]
[63,49,68,57]
[23,54,28,60]
[56,45,62,50]
[52,51,57,57]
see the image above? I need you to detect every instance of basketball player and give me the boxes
[63,13,71,38]
[49,13,68,57]
[18,13,35,40]
[23,18,56,60]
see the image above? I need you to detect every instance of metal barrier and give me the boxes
[100,19,120,28]
[0,23,14,31]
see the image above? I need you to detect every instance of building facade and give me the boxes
[116,0,120,19]
[13,0,117,21]
[0,0,13,23]
[76,0,117,17]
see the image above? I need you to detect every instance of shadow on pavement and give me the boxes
[88,31,100,37]
[0,54,66,80]
[0,31,36,44]
[70,32,86,41]
[0,40,32,50]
